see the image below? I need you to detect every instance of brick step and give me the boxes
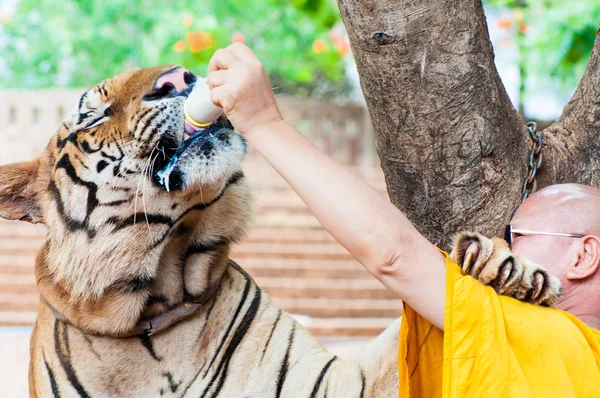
[0,232,44,242]
[0,314,393,338]
[0,248,38,256]
[0,241,353,259]
[0,222,45,238]
[259,205,314,216]
[255,214,323,229]
[241,258,370,279]
[255,277,397,300]
[0,257,371,277]
[234,241,350,253]
[0,256,369,278]
[0,311,37,326]
[0,294,400,319]
[298,317,397,338]
[251,184,388,198]
[255,195,310,209]
[244,172,387,194]
[0,293,39,312]
[246,228,337,244]
[254,193,386,211]
[0,254,36,268]
[0,239,349,253]
[0,218,326,236]
[0,275,38,294]
[272,298,402,318]
[0,228,339,246]
[0,274,396,300]
[0,239,43,252]
[0,264,33,275]
[233,252,352,261]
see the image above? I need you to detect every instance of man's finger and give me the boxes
[227,42,258,63]
[209,86,230,111]
[207,48,239,75]
[205,70,229,88]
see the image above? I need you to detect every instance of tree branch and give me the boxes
[539,29,600,188]
[337,0,528,247]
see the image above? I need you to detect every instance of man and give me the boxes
[205,42,600,396]
[398,184,600,397]
[511,184,600,328]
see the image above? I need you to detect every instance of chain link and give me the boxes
[520,122,543,203]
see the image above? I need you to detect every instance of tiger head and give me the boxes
[0,66,252,335]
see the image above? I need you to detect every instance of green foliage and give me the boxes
[4,0,595,100]
[485,0,600,93]
[0,0,349,98]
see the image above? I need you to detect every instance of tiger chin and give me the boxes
[0,66,560,397]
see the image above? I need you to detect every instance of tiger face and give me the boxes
[59,65,246,195]
[0,66,251,335]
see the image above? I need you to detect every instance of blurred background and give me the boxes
[0,0,598,396]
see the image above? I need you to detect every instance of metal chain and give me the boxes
[520,121,543,203]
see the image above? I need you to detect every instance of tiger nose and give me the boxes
[151,67,196,98]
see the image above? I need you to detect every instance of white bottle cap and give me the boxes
[184,78,223,128]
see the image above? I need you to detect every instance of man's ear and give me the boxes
[566,236,600,281]
[0,159,44,224]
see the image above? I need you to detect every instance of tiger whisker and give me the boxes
[134,148,155,226]
[141,148,160,234]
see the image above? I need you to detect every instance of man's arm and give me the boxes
[206,43,447,329]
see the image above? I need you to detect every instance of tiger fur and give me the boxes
[0,66,561,397]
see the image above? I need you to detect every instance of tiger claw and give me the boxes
[495,260,513,287]
[516,264,562,307]
[450,232,562,307]
[462,241,480,275]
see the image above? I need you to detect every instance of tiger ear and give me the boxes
[0,159,44,224]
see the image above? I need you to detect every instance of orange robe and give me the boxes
[398,255,600,397]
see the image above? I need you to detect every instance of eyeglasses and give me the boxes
[503,224,585,249]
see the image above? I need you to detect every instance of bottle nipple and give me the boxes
[184,78,223,128]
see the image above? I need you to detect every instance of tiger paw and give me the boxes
[449,232,562,307]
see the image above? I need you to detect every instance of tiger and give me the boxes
[0,65,562,397]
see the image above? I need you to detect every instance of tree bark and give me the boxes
[539,30,600,188]
[337,0,600,249]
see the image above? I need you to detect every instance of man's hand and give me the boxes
[206,43,447,330]
[206,43,284,138]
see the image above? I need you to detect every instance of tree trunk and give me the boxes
[337,0,600,249]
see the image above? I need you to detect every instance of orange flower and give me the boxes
[338,40,351,55]
[518,22,528,34]
[496,16,512,29]
[174,40,186,53]
[186,32,213,53]
[329,29,341,43]
[182,15,193,28]
[312,38,328,54]
[232,32,245,43]
[330,34,350,55]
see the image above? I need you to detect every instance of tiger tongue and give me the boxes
[184,119,203,138]
[184,119,200,134]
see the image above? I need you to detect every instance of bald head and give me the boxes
[510,184,600,327]
[514,184,600,237]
